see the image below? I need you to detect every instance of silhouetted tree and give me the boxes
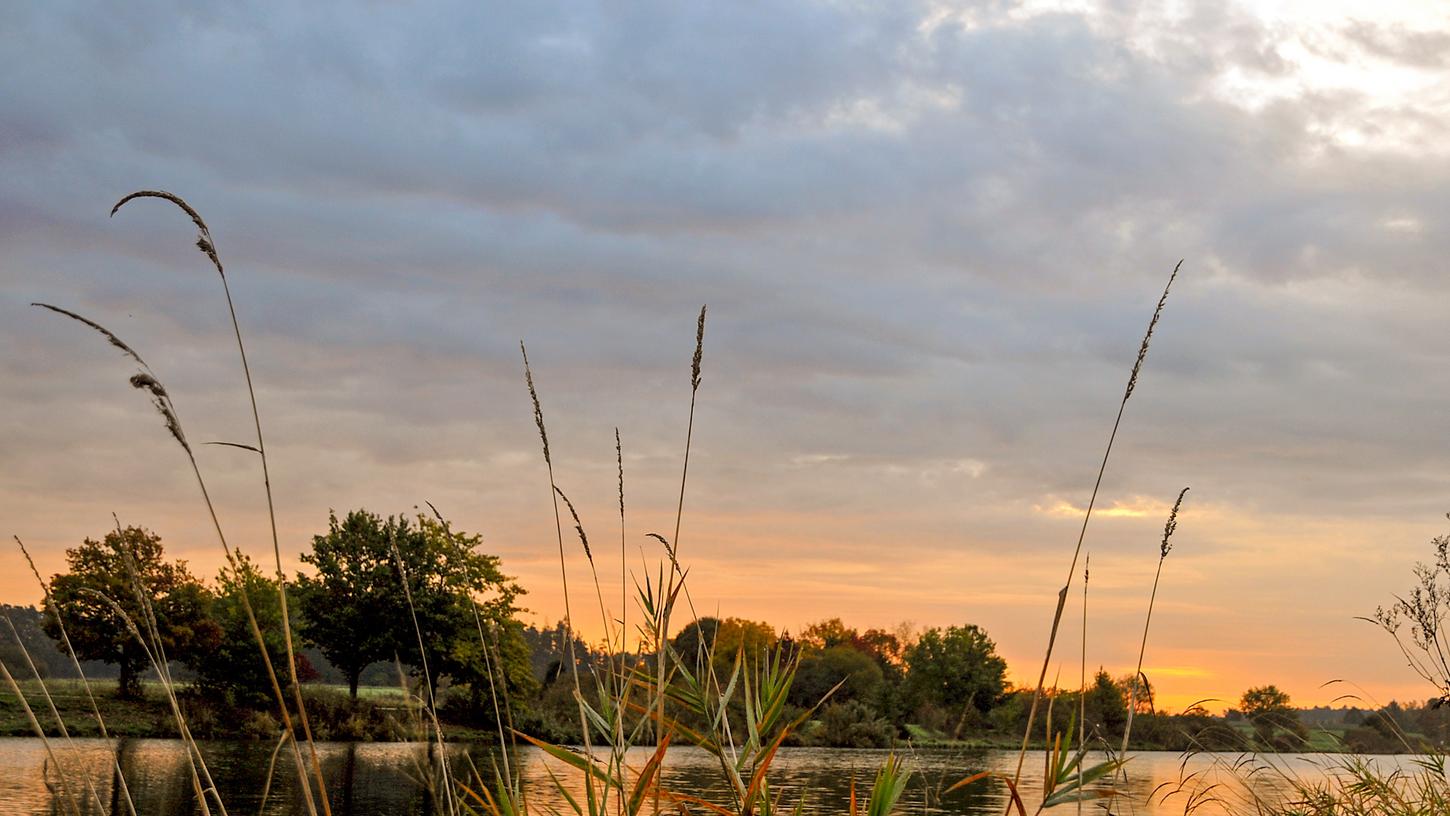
[43,526,215,698]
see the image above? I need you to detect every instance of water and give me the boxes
[0,737,1411,815]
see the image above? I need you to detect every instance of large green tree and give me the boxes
[194,553,301,707]
[295,510,401,698]
[43,526,216,698]
[296,509,534,710]
[904,624,1007,738]
[400,514,535,713]
[790,645,885,710]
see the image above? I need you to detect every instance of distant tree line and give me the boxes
[5,516,1418,750]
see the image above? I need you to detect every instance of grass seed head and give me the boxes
[1161,487,1189,558]
[1124,260,1182,403]
[691,305,707,391]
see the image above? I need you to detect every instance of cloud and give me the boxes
[2,0,1449,705]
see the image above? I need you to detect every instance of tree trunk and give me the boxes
[348,669,360,700]
[118,657,139,700]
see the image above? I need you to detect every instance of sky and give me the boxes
[3,1,1450,714]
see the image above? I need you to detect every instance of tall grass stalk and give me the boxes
[519,342,599,815]
[35,302,322,816]
[111,191,331,814]
[660,307,707,751]
[1120,486,1188,760]
[1077,554,1087,816]
[1009,261,1181,796]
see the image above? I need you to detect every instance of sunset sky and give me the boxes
[3,1,1450,714]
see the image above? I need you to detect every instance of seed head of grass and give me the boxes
[31,303,151,371]
[520,342,551,467]
[646,532,675,561]
[129,373,190,453]
[1161,487,1189,558]
[111,190,224,279]
[615,428,624,519]
[554,486,592,564]
[1124,260,1182,403]
[691,305,707,392]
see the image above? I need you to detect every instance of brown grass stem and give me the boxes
[519,341,599,813]
[1009,261,1182,799]
[111,191,330,814]
[1120,486,1189,761]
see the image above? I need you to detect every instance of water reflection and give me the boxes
[0,737,1404,815]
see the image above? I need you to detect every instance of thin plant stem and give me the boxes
[1009,262,1181,798]
[111,192,331,814]
[1120,487,1189,761]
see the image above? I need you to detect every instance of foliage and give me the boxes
[904,624,1006,738]
[1241,684,1307,747]
[296,509,536,715]
[295,509,406,698]
[42,526,216,698]
[808,700,896,748]
[791,645,885,710]
[192,553,301,708]
[798,617,856,650]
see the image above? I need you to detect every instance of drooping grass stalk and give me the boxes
[33,303,320,816]
[2,618,110,811]
[15,535,138,816]
[0,658,83,816]
[1119,487,1188,760]
[520,342,599,814]
[110,191,330,814]
[1009,261,1182,798]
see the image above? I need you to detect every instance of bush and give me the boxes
[806,701,896,748]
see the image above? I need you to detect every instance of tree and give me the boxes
[855,628,906,667]
[1241,685,1305,745]
[395,513,533,709]
[904,624,1007,738]
[670,617,777,680]
[1117,672,1155,714]
[43,527,216,698]
[194,553,305,707]
[791,645,885,710]
[798,618,857,651]
[297,509,533,710]
[295,510,404,698]
[1083,669,1128,740]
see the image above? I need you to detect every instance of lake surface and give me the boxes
[0,737,1413,815]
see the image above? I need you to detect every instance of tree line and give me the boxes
[2,512,1374,749]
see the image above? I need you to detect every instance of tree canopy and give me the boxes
[43,526,215,698]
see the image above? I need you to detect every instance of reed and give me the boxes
[1009,261,1182,796]
[111,192,330,813]
[1120,486,1188,759]
[34,302,323,815]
